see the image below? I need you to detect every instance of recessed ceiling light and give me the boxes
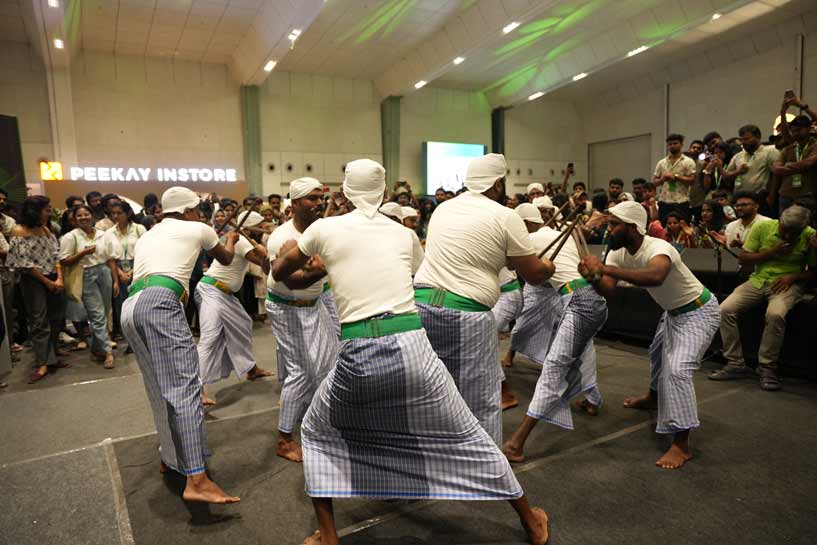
[53,38,64,49]
[627,45,648,57]
[263,60,276,72]
[48,0,59,7]
[711,13,721,20]
[572,72,587,81]
[502,22,520,34]
[288,29,302,41]
[453,56,465,65]
[414,80,427,89]
[528,91,544,101]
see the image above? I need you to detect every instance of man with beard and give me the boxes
[85,191,106,222]
[266,177,339,463]
[579,202,721,469]
[414,153,555,445]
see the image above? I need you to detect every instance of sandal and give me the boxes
[759,371,781,391]
[28,370,48,383]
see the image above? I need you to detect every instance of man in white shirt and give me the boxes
[579,202,721,469]
[503,216,607,463]
[121,187,240,504]
[653,133,697,223]
[721,125,780,202]
[266,177,339,463]
[194,211,272,405]
[712,191,770,248]
[271,158,549,545]
[414,153,555,445]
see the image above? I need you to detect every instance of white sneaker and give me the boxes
[59,332,77,344]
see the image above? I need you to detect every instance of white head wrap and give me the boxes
[400,206,418,219]
[161,186,200,214]
[609,201,647,235]
[289,177,323,200]
[526,182,544,195]
[379,202,403,219]
[283,198,292,210]
[532,196,554,210]
[343,159,386,218]
[618,192,635,203]
[464,153,507,194]
[235,210,263,228]
[514,203,544,224]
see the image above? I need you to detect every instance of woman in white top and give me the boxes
[104,201,146,347]
[60,204,116,369]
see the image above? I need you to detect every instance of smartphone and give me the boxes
[784,89,795,100]
[698,152,707,161]
[567,162,574,170]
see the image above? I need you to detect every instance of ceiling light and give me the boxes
[502,22,520,34]
[414,80,427,89]
[572,72,587,81]
[711,13,721,20]
[48,0,59,7]
[453,56,465,65]
[288,29,301,41]
[263,60,276,72]
[528,91,544,101]
[53,38,64,49]
[627,45,648,57]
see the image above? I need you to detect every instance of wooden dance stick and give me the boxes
[217,198,262,235]
[547,215,583,261]
[543,201,571,229]
[537,208,582,259]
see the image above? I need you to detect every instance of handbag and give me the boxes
[63,232,84,303]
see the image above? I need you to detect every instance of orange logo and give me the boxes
[40,161,63,181]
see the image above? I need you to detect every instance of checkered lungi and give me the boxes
[121,286,209,475]
[266,296,339,434]
[527,285,607,430]
[302,328,522,500]
[416,303,502,445]
[319,288,341,339]
[492,289,523,334]
[510,283,563,365]
[649,296,720,434]
[194,282,256,384]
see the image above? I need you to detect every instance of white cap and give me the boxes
[400,206,418,219]
[289,177,323,200]
[526,182,544,195]
[283,198,292,210]
[618,192,635,202]
[161,187,200,214]
[344,159,386,219]
[379,202,403,219]
[464,153,506,194]
[532,196,554,210]
[514,202,544,224]
[609,201,647,235]
[236,210,264,228]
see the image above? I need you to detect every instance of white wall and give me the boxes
[71,52,244,179]
[400,87,491,194]
[0,42,52,186]
[260,71,382,195]
[504,98,587,194]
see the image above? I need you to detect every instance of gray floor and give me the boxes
[2,325,816,545]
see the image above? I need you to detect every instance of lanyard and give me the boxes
[796,142,811,161]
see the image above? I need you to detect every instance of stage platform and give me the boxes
[1,327,816,545]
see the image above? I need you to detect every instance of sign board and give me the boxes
[39,162,238,183]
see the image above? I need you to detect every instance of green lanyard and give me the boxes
[713,168,720,190]
[792,143,811,188]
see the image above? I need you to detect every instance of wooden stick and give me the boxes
[543,201,571,229]
[217,198,261,235]
[537,207,581,258]
[548,215,582,261]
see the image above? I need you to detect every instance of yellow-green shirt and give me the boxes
[743,220,817,288]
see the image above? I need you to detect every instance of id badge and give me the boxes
[792,174,802,189]
[735,176,743,189]
[668,180,677,192]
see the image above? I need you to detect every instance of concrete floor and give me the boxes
[1,324,816,545]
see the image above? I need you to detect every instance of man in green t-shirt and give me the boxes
[710,205,816,390]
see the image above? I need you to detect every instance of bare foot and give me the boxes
[182,475,240,504]
[656,443,692,469]
[247,366,274,380]
[502,351,514,368]
[277,438,303,463]
[302,530,321,545]
[502,391,519,411]
[523,507,549,545]
[574,399,599,416]
[159,461,170,474]
[502,441,525,463]
[202,395,217,406]
[623,394,656,410]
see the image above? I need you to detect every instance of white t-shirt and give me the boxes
[103,222,146,262]
[267,220,325,300]
[498,266,517,286]
[60,228,109,268]
[298,209,417,323]
[414,192,533,307]
[724,214,770,247]
[132,218,219,292]
[606,236,703,310]
[409,228,424,274]
[528,227,582,289]
[207,236,254,293]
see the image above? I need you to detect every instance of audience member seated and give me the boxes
[713,189,737,221]
[641,181,659,223]
[693,200,727,248]
[664,211,695,250]
[631,178,647,203]
[711,191,770,248]
[526,182,545,201]
[710,205,816,390]
[608,178,623,204]
[653,133,696,223]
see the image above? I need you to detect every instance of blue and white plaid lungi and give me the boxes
[527,285,607,430]
[510,283,563,365]
[121,286,209,475]
[492,289,523,334]
[416,303,502,445]
[194,282,256,384]
[302,328,522,500]
[649,296,720,434]
[266,296,339,434]
[319,288,341,339]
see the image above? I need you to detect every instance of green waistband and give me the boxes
[668,288,712,316]
[322,283,331,293]
[500,279,521,293]
[414,287,490,312]
[558,277,590,296]
[129,275,187,302]
[266,291,319,307]
[341,313,423,340]
[200,275,233,294]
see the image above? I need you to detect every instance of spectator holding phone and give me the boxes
[772,108,817,214]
